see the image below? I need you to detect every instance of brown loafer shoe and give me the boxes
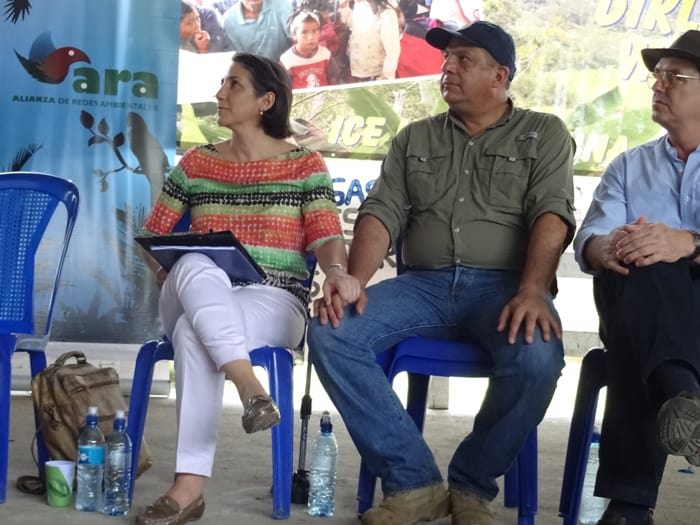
[596,507,653,525]
[450,489,493,525]
[135,494,205,525]
[242,394,280,434]
[657,391,700,464]
[360,483,450,525]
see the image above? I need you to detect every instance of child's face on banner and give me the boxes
[180,11,201,40]
[294,20,322,57]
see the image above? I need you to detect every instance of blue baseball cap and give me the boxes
[425,21,517,81]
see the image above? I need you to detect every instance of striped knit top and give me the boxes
[142,144,343,305]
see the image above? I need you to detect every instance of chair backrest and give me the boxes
[0,172,79,336]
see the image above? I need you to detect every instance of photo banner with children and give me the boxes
[0,0,180,343]
[178,0,700,176]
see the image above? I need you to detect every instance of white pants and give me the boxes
[159,253,306,476]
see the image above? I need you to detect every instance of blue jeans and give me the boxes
[307,267,565,500]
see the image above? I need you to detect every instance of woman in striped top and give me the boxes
[137,53,359,525]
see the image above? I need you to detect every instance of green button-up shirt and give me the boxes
[358,103,576,272]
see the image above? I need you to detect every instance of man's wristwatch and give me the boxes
[685,230,700,260]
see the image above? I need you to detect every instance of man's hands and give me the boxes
[616,217,694,267]
[591,226,629,274]
[497,285,561,344]
[313,267,363,328]
[587,217,695,275]
[496,212,568,345]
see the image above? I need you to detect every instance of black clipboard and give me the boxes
[135,230,266,283]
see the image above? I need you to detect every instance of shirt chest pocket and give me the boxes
[481,137,538,211]
[405,150,452,209]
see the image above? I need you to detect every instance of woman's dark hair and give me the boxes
[181,0,196,18]
[232,53,293,139]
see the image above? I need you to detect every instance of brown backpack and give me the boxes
[30,351,152,478]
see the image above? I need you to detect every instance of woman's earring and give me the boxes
[259,110,264,116]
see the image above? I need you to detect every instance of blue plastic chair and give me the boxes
[126,251,317,520]
[356,242,539,525]
[356,340,539,525]
[558,347,607,525]
[0,172,80,504]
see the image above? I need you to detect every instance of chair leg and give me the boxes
[516,428,538,525]
[559,348,606,525]
[356,462,377,516]
[504,460,518,508]
[27,350,49,478]
[404,373,430,433]
[0,336,12,504]
[259,347,293,520]
[0,342,49,504]
[126,339,162,503]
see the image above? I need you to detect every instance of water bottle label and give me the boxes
[78,445,104,465]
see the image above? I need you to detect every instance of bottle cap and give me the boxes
[86,406,99,426]
[320,410,333,433]
[115,409,125,420]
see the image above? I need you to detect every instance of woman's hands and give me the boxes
[155,266,168,288]
[324,265,361,300]
[314,265,363,328]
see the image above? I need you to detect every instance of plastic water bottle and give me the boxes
[579,430,607,525]
[308,411,338,517]
[75,406,105,512]
[103,409,132,516]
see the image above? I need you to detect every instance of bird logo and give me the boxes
[14,32,90,84]
[126,112,170,186]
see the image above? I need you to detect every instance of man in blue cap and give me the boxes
[574,30,700,525]
[308,20,575,525]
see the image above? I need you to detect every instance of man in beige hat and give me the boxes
[574,30,700,525]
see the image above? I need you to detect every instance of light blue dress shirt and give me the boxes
[574,135,700,273]
[222,0,291,61]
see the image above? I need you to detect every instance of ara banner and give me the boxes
[0,1,180,343]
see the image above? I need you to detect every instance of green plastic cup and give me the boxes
[45,460,75,507]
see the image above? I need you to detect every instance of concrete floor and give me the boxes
[3,357,700,525]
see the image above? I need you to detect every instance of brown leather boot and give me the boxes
[360,483,450,525]
[450,489,494,525]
